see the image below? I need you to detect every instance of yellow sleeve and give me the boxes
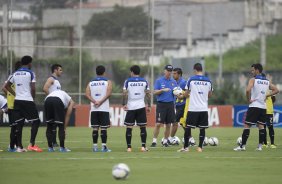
[179,97,189,127]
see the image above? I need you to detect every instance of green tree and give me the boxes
[84,5,160,40]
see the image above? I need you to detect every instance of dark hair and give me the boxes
[130,65,140,75]
[21,55,32,65]
[193,63,203,71]
[14,61,22,71]
[96,65,105,75]
[173,68,182,76]
[251,63,263,73]
[51,64,62,73]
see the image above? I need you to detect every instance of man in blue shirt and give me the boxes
[151,65,177,147]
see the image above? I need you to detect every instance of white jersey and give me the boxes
[88,77,110,112]
[48,76,61,93]
[185,75,212,112]
[45,90,71,109]
[9,67,36,101]
[123,77,149,110]
[249,75,270,109]
[0,95,7,110]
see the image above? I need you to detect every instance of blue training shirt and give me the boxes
[175,77,186,106]
[154,76,177,102]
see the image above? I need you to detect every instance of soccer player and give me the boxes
[179,63,212,152]
[150,64,177,147]
[2,61,21,152]
[44,90,75,152]
[122,65,151,152]
[0,95,8,152]
[4,55,43,152]
[234,64,279,151]
[263,92,276,148]
[43,64,63,147]
[170,68,186,143]
[85,65,112,152]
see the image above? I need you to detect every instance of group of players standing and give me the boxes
[0,55,279,153]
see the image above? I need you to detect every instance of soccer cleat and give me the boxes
[7,148,17,152]
[270,144,277,149]
[27,145,43,152]
[150,142,157,147]
[59,147,71,152]
[196,147,203,152]
[127,148,132,152]
[262,144,268,148]
[256,147,262,151]
[141,147,148,152]
[16,148,27,152]
[48,147,55,152]
[177,147,189,152]
[233,146,246,151]
[101,146,111,152]
[93,147,99,152]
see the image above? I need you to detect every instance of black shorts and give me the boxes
[14,100,40,123]
[265,114,273,127]
[175,105,185,122]
[245,107,266,125]
[186,111,209,128]
[44,97,65,124]
[124,107,147,126]
[7,109,17,127]
[156,102,175,124]
[90,111,110,128]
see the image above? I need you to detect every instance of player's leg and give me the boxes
[178,111,195,152]
[8,109,17,151]
[256,108,267,151]
[58,123,70,152]
[136,108,148,151]
[46,123,56,152]
[52,125,59,147]
[197,112,209,152]
[171,105,184,138]
[100,112,111,152]
[151,103,164,147]
[90,111,100,152]
[124,110,135,151]
[162,103,175,147]
[15,119,25,152]
[263,124,268,146]
[267,115,276,148]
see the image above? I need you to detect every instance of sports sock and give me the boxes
[46,123,54,148]
[268,125,275,145]
[16,121,24,149]
[30,120,40,146]
[101,129,107,144]
[184,127,191,148]
[58,124,65,148]
[241,128,250,147]
[140,127,147,147]
[263,124,267,145]
[126,128,132,148]
[10,125,17,149]
[199,128,205,148]
[52,125,58,144]
[92,129,99,144]
[259,129,265,144]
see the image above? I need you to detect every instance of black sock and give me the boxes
[263,125,267,145]
[126,128,132,148]
[184,127,191,148]
[259,129,265,144]
[52,125,58,144]
[10,126,17,149]
[241,129,250,147]
[268,125,275,145]
[140,127,147,148]
[58,124,65,148]
[30,120,40,146]
[92,129,99,144]
[101,129,107,144]
[199,128,205,148]
[16,121,24,149]
[46,123,54,148]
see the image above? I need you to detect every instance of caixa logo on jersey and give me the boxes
[233,105,282,127]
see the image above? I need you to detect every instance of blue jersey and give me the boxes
[154,76,177,102]
[175,77,186,106]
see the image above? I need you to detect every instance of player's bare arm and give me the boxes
[246,78,255,103]
[43,77,54,95]
[154,88,170,95]
[31,82,36,99]
[1,82,8,95]
[122,89,128,111]
[145,90,151,112]
[95,80,112,107]
[85,84,97,104]
[267,83,279,98]
[3,82,15,96]
[64,99,75,130]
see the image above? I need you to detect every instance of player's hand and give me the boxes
[146,106,151,113]
[249,99,256,104]
[94,101,101,107]
[162,88,170,92]
[123,105,128,111]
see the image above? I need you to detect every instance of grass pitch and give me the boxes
[0,127,281,184]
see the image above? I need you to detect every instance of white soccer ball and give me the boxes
[173,87,183,96]
[112,163,130,180]
[237,137,242,146]
[203,137,209,146]
[208,137,219,146]
[189,137,196,146]
[170,136,180,145]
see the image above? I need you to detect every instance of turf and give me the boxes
[0,127,281,184]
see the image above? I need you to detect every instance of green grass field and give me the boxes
[0,127,282,184]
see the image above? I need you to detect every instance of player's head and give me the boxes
[251,63,263,76]
[51,64,63,77]
[130,65,140,76]
[14,61,22,71]
[193,63,203,74]
[21,55,32,68]
[172,68,182,80]
[96,65,106,76]
[164,64,173,78]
